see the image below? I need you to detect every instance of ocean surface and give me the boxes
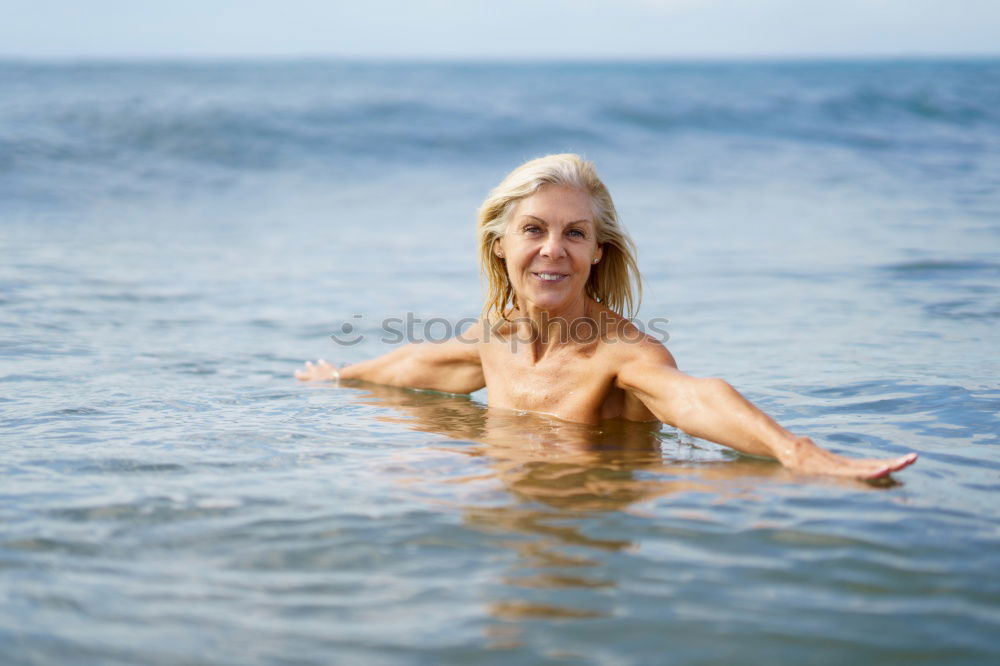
[1,59,999,664]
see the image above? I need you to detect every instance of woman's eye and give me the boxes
[524,225,541,234]
[568,229,585,238]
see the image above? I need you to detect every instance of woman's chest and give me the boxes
[480,345,616,422]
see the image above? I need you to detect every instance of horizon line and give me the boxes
[2,51,999,66]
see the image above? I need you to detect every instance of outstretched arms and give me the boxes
[295,323,486,395]
[616,343,917,480]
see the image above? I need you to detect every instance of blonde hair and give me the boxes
[477,154,641,322]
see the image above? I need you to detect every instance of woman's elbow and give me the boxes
[701,377,734,394]
[676,376,729,395]
[691,377,741,411]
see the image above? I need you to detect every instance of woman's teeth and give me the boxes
[535,273,566,281]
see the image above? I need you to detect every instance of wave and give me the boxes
[1,60,998,205]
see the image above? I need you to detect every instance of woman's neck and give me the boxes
[508,296,597,352]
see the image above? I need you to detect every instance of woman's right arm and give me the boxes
[295,322,485,395]
[615,340,918,480]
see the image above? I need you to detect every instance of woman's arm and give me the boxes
[615,342,917,480]
[295,323,486,394]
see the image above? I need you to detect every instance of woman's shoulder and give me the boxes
[593,305,677,368]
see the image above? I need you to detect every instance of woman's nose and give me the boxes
[540,233,566,258]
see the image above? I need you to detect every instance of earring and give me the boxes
[592,258,599,264]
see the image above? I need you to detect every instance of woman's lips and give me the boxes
[532,272,568,282]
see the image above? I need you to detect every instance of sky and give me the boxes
[2,0,998,60]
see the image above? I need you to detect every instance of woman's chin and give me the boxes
[519,293,581,315]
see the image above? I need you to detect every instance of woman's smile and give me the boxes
[532,271,568,282]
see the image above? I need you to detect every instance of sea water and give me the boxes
[1,59,999,664]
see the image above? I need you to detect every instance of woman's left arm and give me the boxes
[616,343,917,479]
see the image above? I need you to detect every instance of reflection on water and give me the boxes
[345,381,884,623]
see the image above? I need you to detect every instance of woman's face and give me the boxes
[494,184,603,316]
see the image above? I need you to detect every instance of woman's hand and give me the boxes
[780,437,918,480]
[294,359,341,382]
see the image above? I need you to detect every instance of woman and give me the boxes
[297,154,917,480]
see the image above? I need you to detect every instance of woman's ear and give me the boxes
[493,238,504,259]
[592,244,603,264]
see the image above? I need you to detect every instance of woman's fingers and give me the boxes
[859,453,919,480]
[295,359,340,381]
[295,360,321,380]
[842,453,919,480]
[796,447,918,480]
